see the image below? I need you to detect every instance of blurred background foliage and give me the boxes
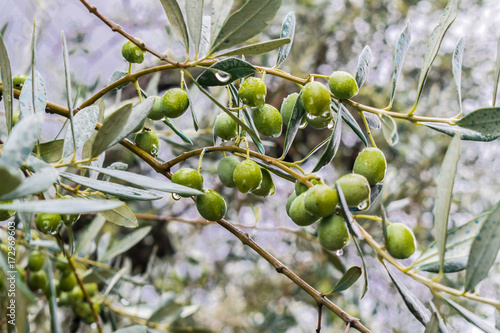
[1,0,500,332]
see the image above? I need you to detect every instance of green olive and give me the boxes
[217,156,240,188]
[171,168,204,197]
[69,286,84,305]
[161,88,189,118]
[239,77,266,107]
[121,39,146,64]
[328,71,359,100]
[304,184,338,217]
[386,223,416,259]
[135,130,160,157]
[27,251,45,272]
[233,159,262,193]
[59,272,77,292]
[29,270,48,292]
[0,200,15,221]
[195,189,227,221]
[318,214,350,251]
[148,96,164,120]
[60,195,80,226]
[251,168,275,197]
[336,174,371,210]
[252,104,283,137]
[353,147,387,185]
[214,112,238,141]
[301,81,331,117]
[307,112,333,129]
[294,178,320,196]
[56,257,72,275]
[288,192,320,226]
[286,192,298,216]
[35,213,62,235]
[85,283,98,297]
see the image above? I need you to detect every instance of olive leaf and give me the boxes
[210,0,234,47]
[107,70,130,92]
[163,118,194,145]
[100,202,138,228]
[38,139,64,163]
[0,32,13,134]
[0,165,22,196]
[214,38,291,58]
[332,100,368,146]
[62,105,99,158]
[312,109,343,172]
[355,45,372,89]
[493,35,500,106]
[241,107,265,155]
[422,122,500,142]
[0,199,123,214]
[62,31,76,157]
[441,296,499,333]
[425,302,450,333]
[196,58,257,86]
[185,0,204,57]
[19,71,47,116]
[281,90,306,158]
[45,260,62,333]
[0,166,58,201]
[452,37,464,114]
[112,325,148,333]
[276,12,296,68]
[328,266,362,294]
[381,114,399,146]
[363,112,381,129]
[158,0,190,53]
[455,107,500,138]
[387,20,411,110]
[99,226,152,262]
[76,214,106,256]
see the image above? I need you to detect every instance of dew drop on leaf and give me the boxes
[215,71,231,83]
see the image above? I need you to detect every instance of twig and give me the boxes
[316,303,323,333]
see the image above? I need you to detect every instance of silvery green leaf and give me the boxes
[355,45,372,89]
[112,325,148,333]
[210,0,233,47]
[363,111,381,129]
[334,101,367,146]
[387,20,411,109]
[199,15,212,57]
[38,139,64,163]
[410,0,459,113]
[210,0,282,54]
[434,134,461,274]
[276,12,295,68]
[107,70,130,92]
[381,114,399,146]
[83,100,106,179]
[81,166,203,196]
[19,71,46,115]
[0,33,13,134]
[456,107,500,138]
[0,164,22,196]
[423,122,500,142]
[108,97,155,149]
[0,166,58,201]
[425,302,449,333]
[186,0,204,57]
[59,172,162,201]
[241,107,265,154]
[99,226,152,262]
[281,90,306,158]
[312,110,342,172]
[91,103,133,157]
[441,297,498,333]
[1,113,43,169]
[76,214,106,255]
[62,105,99,158]
[97,232,111,260]
[0,199,123,214]
[61,31,76,157]
[465,200,500,292]
[159,0,190,52]
[45,260,62,333]
[163,118,194,145]
[215,38,290,57]
[452,37,464,114]
[493,35,500,106]
[330,266,362,293]
[101,202,138,228]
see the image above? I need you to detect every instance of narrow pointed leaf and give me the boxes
[334,101,367,146]
[352,237,368,298]
[107,70,130,92]
[163,118,194,145]
[452,37,464,114]
[45,260,62,333]
[330,266,362,293]
[465,201,500,292]
[196,57,256,86]
[0,165,22,196]
[241,107,265,154]
[381,114,399,146]
[59,172,162,201]
[159,0,190,52]
[210,0,282,53]
[493,35,500,106]
[411,0,459,113]
[186,0,204,57]
[299,137,330,164]
[312,110,343,172]
[76,214,106,255]
[363,111,381,129]
[281,90,306,158]
[101,202,138,228]
[276,12,295,68]
[184,85,199,131]
[113,325,148,333]
[384,264,431,326]
[387,20,411,109]
[62,31,76,157]
[38,139,64,163]
[91,103,132,157]
[456,107,500,137]
[0,166,58,201]
[19,71,47,115]
[441,296,499,333]
[355,45,372,89]
[199,15,211,57]
[215,37,290,57]
[62,105,99,158]
[0,113,44,169]
[81,166,203,196]
[99,226,152,262]
[425,302,449,333]
[423,122,500,142]
[0,199,123,214]
[210,0,233,47]
[0,33,13,134]
[434,134,461,274]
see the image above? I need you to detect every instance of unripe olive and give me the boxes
[35,213,62,235]
[161,88,189,118]
[13,74,27,89]
[58,292,71,306]
[56,257,72,275]
[318,214,350,251]
[328,71,359,100]
[288,192,320,226]
[0,200,15,221]
[27,251,45,272]
[195,189,227,221]
[85,283,98,297]
[69,286,84,304]
[286,192,298,216]
[336,174,371,210]
[233,159,262,193]
[295,178,320,196]
[252,104,283,137]
[214,112,238,141]
[171,168,204,197]
[251,168,275,197]
[386,223,416,259]
[307,112,333,129]
[29,270,48,292]
[239,77,266,107]
[147,96,164,120]
[81,302,101,324]
[353,147,387,185]
[217,156,240,188]
[60,195,80,226]
[301,81,331,116]
[121,40,146,64]
[135,130,160,157]
[59,272,77,292]
[304,184,338,217]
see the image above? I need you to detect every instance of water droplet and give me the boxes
[335,249,344,256]
[357,200,369,211]
[299,121,307,129]
[327,120,335,130]
[215,71,231,83]
[306,113,316,121]
[172,193,181,201]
